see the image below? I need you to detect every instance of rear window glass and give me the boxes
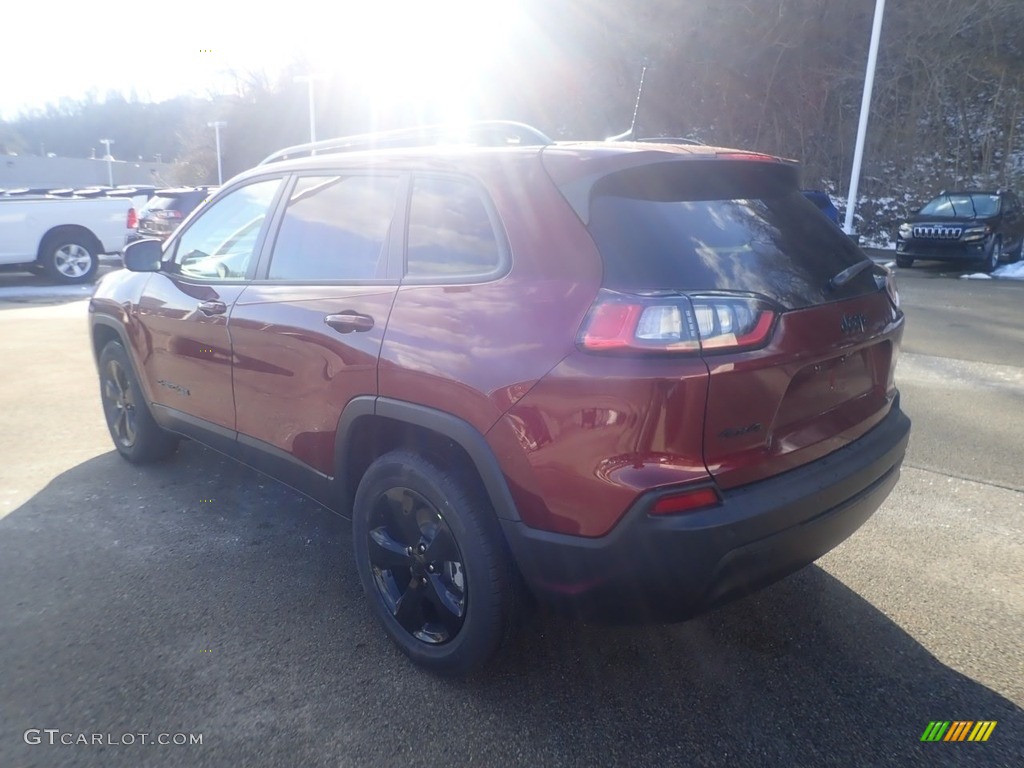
[587,162,875,309]
[143,191,205,213]
[406,176,502,279]
[142,196,178,212]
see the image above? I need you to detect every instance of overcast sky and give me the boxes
[2,0,520,121]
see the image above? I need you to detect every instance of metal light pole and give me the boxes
[844,0,887,236]
[99,138,114,187]
[208,121,226,184]
[294,74,324,153]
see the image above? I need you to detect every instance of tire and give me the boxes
[1009,238,1023,264]
[982,236,1001,273]
[40,232,99,284]
[98,341,179,463]
[352,450,521,676]
[895,255,914,268]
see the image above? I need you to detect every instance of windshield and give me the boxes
[919,193,1000,218]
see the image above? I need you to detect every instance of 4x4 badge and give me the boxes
[840,313,868,334]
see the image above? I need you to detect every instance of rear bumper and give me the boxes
[500,400,911,622]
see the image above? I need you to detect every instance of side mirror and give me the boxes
[123,239,163,272]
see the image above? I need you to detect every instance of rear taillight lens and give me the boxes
[127,207,137,229]
[579,289,778,354]
[873,264,900,309]
[651,486,720,515]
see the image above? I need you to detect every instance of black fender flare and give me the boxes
[89,314,160,407]
[334,396,522,522]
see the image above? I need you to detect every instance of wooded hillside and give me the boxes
[4,0,1023,241]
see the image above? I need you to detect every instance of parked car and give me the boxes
[896,190,1024,272]
[0,195,133,282]
[802,189,841,226]
[126,186,215,243]
[72,186,114,198]
[2,187,54,197]
[90,122,910,675]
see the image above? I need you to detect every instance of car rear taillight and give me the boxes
[126,207,137,229]
[873,264,900,309]
[579,289,778,354]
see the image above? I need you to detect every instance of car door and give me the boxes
[228,172,403,488]
[135,177,284,442]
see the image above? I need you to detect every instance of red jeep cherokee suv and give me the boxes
[89,122,910,675]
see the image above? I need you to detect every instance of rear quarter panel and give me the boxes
[378,155,602,434]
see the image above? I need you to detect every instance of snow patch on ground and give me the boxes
[963,261,1024,279]
[993,260,1024,280]
[960,261,1024,279]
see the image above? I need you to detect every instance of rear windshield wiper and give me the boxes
[828,259,885,291]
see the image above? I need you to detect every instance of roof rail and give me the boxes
[259,120,553,166]
[634,137,705,146]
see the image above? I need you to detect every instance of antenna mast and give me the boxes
[607,64,649,141]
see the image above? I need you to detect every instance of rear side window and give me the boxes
[587,162,875,309]
[268,175,398,281]
[406,176,502,279]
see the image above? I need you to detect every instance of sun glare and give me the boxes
[1,0,530,122]
[310,0,524,125]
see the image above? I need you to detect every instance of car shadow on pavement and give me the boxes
[1,443,1019,768]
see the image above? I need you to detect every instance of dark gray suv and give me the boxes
[896,190,1024,272]
[127,186,215,243]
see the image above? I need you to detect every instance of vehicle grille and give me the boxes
[912,225,962,240]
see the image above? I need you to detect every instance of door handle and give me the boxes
[325,311,374,333]
[198,300,227,316]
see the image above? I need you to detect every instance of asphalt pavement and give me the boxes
[0,263,1021,767]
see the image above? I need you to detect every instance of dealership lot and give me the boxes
[0,264,1021,767]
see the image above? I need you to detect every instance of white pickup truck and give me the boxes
[0,196,133,284]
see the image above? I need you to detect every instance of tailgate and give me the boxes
[702,291,902,489]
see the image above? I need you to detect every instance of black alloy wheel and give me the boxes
[103,355,138,450]
[366,486,467,644]
[352,451,521,676]
[983,236,1002,273]
[98,341,179,463]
